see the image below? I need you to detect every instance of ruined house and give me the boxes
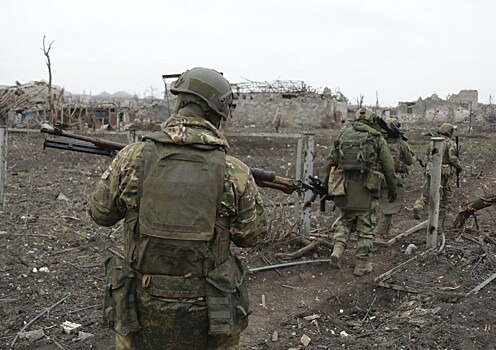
[0,81,167,130]
[228,80,348,130]
[396,89,483,124]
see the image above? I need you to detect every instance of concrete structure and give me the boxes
[230,89,348,130]
[396,90,482,124]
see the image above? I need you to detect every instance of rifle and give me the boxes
[455,135,461,188]
[41,124,330,210]
[375,117,408,141]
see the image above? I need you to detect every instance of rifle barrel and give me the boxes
[41,124,126,151]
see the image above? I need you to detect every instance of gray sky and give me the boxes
[1,0,495,106]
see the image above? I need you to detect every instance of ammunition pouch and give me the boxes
[206,255,249,337]
[103,255,141,336]
[327,168,346,196]
[364,169,384,199]
[333,174,371,210]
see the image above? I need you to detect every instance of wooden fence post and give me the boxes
[426,137,444,248]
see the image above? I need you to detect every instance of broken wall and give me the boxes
[230,93,347,130]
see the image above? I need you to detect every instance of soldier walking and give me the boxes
[375,117,414,240]
[413,123,462,220]
[89,67,268,350]
[321,108,397,276]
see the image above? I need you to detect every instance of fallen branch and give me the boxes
[249,259,332,273]
[10,294,71,348]
[375,249,434,282]
[378,281,465,298]
[274,235,332,260]
[453,195,496,229]
[465,272,496,297]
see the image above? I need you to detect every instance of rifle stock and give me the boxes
[40,125,330,209]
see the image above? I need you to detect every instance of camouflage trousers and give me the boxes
[376,186,405,237]
[414,174,453,212]
[333,200,378,260]
[115,286,240,350]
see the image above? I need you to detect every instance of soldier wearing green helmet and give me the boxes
[89,67,268,350]
[413,122,463,220]
[321,108,397,276]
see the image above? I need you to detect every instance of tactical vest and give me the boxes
[336,129,378,172]
[123,132,231,297]
[387,139,403,173]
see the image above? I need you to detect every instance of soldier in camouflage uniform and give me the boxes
[321,108,397,276]
[375,118,414,240]
[89,67,268,350]
[413,122,462,219]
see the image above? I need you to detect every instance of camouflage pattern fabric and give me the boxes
[322,121,396,260]
[89,111,267,350]
[376,186,404,237]
[376,137,414,237]
[115,287,239,350]
[414,172,454,212]
[333,200,378,259]
[413,136,462,213]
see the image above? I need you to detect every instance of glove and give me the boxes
[388,188,397,203]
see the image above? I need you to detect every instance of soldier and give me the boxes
[413,122,462,220]
[375,117,414,240]
[88,67,268,350]
[322,108,397,276]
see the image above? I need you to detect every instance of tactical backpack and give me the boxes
[335,128,378,172]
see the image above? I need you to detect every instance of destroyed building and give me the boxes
[0,81,168,130]
[228,80,348,130]
[396,89,488,124]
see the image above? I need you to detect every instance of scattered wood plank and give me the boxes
[375,249,434,283]
[387,220,428,245]
[466,272,496,297]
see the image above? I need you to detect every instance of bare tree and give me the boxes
[41,35,64,125]
[355,94,364,108]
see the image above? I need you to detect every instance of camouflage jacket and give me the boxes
[385,136,414,180]
[322,121,397,192]
[424,136,462,175]
[89,115,268,248]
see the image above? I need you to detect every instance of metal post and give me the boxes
[426,137,444,248]
[302,133,315,235]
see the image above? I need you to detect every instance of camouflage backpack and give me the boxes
[335,128,378,171]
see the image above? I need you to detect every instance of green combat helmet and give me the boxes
[438,123,456,138]
[170,67,233,120]
[355,108,376,120]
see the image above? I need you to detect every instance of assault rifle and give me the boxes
[41,124,330,211]
[375,117,408,142]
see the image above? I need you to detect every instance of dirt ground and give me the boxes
[1,123,495,350]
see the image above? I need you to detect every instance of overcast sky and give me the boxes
[1,0,495,106]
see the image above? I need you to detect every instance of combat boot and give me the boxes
[330,242,345,269]
[354,259,373,277]
[413,207,420,220]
